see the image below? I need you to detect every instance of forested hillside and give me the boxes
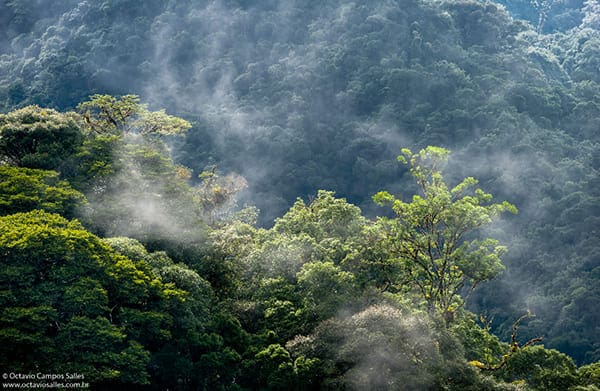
[0,0,599,389]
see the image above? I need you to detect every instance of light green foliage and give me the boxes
[235,229,317,338]
[0,166,86,217]
[61,278,109,318]
[104,236,213,317]
[374,147,517,317]
[0,105,83,169]
[255,277,304,340]
[0,210,184,385]
[254,344,296,389]
[78,94,191,136]
[234,193,368,333]
[224,186,524,389]
[218,193,369,359]
[576,362,600,390]
[274,190,366,242]
[297,261,357,319]
[453,314,508,369]
[245,232,320,282]
[340,220,406,294]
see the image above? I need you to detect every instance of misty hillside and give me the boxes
[1,0,599,389]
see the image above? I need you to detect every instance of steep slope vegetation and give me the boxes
[0,0,599,364]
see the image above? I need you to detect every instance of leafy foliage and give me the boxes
[0,105,83,170]
[500,346,578,390]
[373,147,517,317]
[0,210,176,385]
[0,0,599,384]
[0,99,598,389]
[0,166,85,217]
[78,94,191,136]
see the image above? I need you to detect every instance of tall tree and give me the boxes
[373,147,517,319]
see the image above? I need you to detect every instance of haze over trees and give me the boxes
[0,0,599,389]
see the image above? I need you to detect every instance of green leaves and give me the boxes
[297,261,357,319]
[500,346,578,390]
[0,105,83,170]
[61,277,109,318]
[0,210,196,386]
[398,146,451,189]
[78,94,191,136]
[290,305,446,390]
[55,316,152,385]
[0,166,86,218]
[375,147,517,317]
[1,93,596,389]
[274,190,365,242]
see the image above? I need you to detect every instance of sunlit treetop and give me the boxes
[78,94,191,136]
[0,166,86,218]
[374,146,517,319]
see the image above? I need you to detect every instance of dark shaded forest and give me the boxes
[0,0,599,389]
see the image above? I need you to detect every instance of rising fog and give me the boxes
[1,0,598,365]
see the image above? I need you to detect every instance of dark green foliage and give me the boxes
[0,0,599,386]
[500,346,579,390]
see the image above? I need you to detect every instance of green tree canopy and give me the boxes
[274,190,366,242]
[0,210,185,386]
[288,304,518,390]
[373,147,517,319]
[500,345,578,390]
[0,166,85,218]
[78,94,191,136]
[0,105,83,170]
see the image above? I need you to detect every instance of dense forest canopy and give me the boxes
[0,0,599,389]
